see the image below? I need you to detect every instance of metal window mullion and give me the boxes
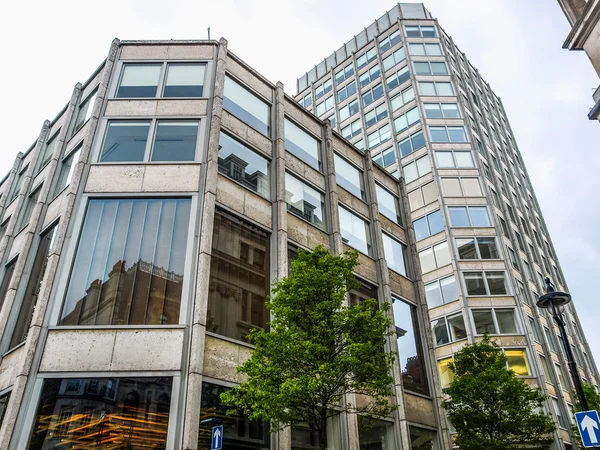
[156,62,168,98]
[145,119,158,162]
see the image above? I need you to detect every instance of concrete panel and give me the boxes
[111,329,184,371]
[494,335,528,347]
[226,57,273,102]
[307,225,329,249]
[332,136,363,167]
[404,393,437,427]
[43,192,67,230]
[85,165,144,192]
[428,300,463,320]
[354,251,378,282]
[338,189,369,218]
[40,329,115,372]
[0,348,24,391]
[388,270,416,302]
[283,98,322,137]
[202,335,252,383]
[156,99,208,116]
[216,176,246,214]
[105,100,157,116]
[167,45,215,60]
[120,45,169,60]
[3,199,18,224]
[287,214,309,248]
[221,111,272,156]
[372,167,398,192]
[8,229,30,262]
[142,165,200,192]
[284,153,326,191]
[242,191,272,228]
[379,217,407,242]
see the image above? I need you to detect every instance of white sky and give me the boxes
[2,0,600,364]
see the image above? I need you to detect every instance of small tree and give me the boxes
[442,335,555,450]
[572,383,600,446]
[220,245,396,450]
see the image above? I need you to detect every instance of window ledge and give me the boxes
[287,209,327,234]
[2,341,25,358]
[205,331,255,349]
[93,161,201,166]
[109,96,208,101]
[218,172,271,202]
[48,324,186,330]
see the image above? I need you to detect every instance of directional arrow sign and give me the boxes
[575,410,600,448]
[211,424,223,450]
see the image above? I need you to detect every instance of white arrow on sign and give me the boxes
[581,415,600,444]
[214,428,222,447]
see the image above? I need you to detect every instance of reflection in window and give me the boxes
[224,76,270,136]
[36,132,59,174]
[284,119,321,170]
[27,377,173,450]
[413,210,444,241]
[358,417,395,450]
[151,121,199,162]
[424,275,458,308]
[199,382,269,449]
[382,233,408,276]
[0,259,17,311]
[207,210,270,342]
[334,154,364,200]
[9,224,58,349]
[438,358,454,389]
[375,185,401,225]
[432,313,466,346]
[53,146,81,197]
[505,349,530,376]
[285,173,326,230]
[100,121,150,162]
[409,426,439,450]
[339,206,371,255]
[393,297,428,395]
[0,393,9,429]
[60,198,191,326]
[218,133,270,198]
[72,89,98,134]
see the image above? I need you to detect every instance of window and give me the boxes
[72,88,98,135]
[99,120,199,163]
[441,177,482,197]
[299,93,312,108]
[379,30,401,53]
[9,224,58,349]
[342,119,362,140]
[408,182,437,211]
[35,132,59,174]
[339,99,360,122]
[386,67,410,91]
[116,63,161,98]
[218,132,270,198]
[429,126,467,143]
[419,241,451,273]
[224,76,270,136]
[432,313,467,345]
[505,349,530,376]
[393,107,420,134]
[285,173,326,230]
[284,118,321,170]
[382,47,406,72]
[207,210,270,341]
[339,206,371,255]
[434,150,474,168]
[372,147,396,168]
[359,65,381,88]
[414,61,448,76]
[59,198,191,326]
[361,83,384,106]
[539,355,552,383]
[367,124,391,149]
[409,43,443,56]
[356,48,377,69]
[15,185,41,232]
[0,259,17,312]
[53,145,81,197]
[398,131,426,158]
[314,78,332,100]
[438,358,454,388]
[163,63,205,97]
[315,96,334,116]
[334,155,364,200]
[403,156,431,183]
[555,363,567,391]
[424,103,461,119]
[337,81,357,103]
[448,206,491,227]
[393,297,428,394]
[382,233,408,276]
[413,210,444,241]
[7,164,28,204]
[544,326,557,352]
[418,81,454,96]
[0,393,9,429]
[199,382,269,449]
[463,271,508,295]
[425,275,459,308]
[471,308,517,334]
[405,25,437,38]
[335,63,354,85]
[375,184,401,224]
[364,104,388,128]
[390,86,415,111]
[28,377,173,449]
[457,237,498,259]
[358,418,394,450]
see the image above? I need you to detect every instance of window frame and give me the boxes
[447,205,491,227]
[431,312,467,346]
[434,150,474,168]
[455,236,500,260]
[284,172,327,231]
[463,271,509,296]
[470,307,519,335]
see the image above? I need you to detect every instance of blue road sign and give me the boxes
[211,424,223,450]
[576,410,600,448]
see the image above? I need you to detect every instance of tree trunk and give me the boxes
[318,411,328,450]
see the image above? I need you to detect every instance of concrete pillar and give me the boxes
[182,37,227,450]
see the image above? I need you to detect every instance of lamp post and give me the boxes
[537,277,589,411]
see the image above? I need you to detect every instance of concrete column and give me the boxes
[362,151,412,450]
[1,39,120,450]
[182,37,227,450]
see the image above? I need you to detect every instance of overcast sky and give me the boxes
[2,0,599,364]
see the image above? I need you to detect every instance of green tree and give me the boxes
[220,245,396,450]
[442,335,555,450]
[572,383,600,447]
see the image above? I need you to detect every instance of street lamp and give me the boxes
[537,277,589,411]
